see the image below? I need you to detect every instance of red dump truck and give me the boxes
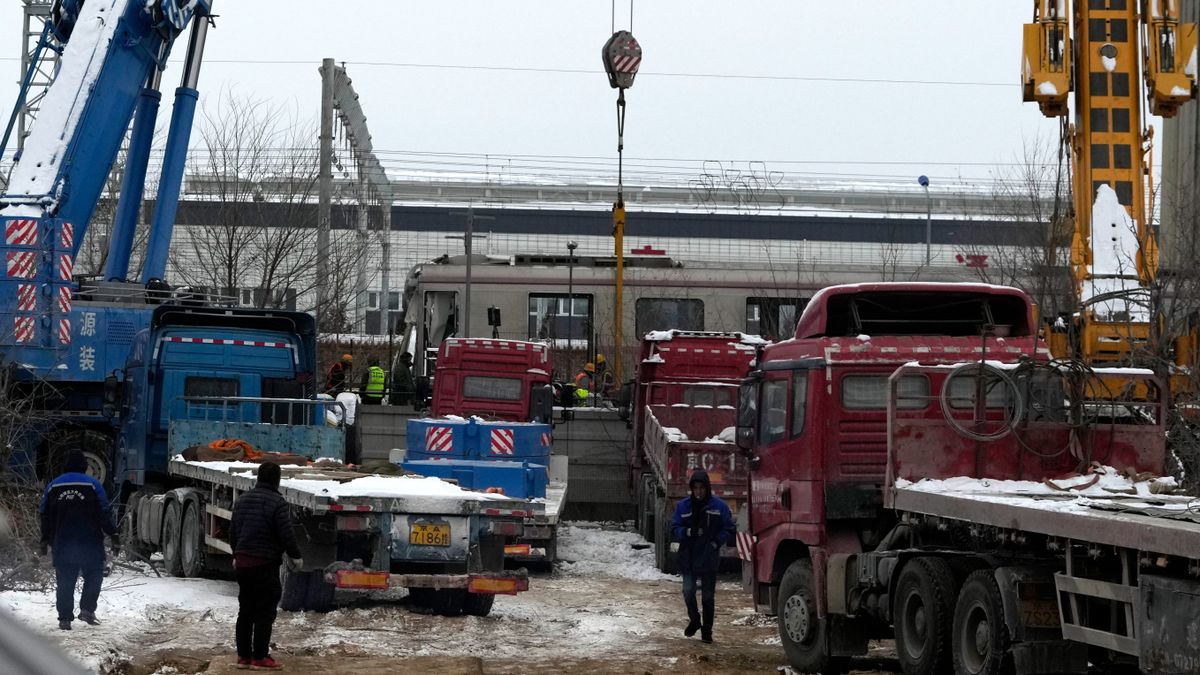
[627,331,761,572]
[737,282,1196,675]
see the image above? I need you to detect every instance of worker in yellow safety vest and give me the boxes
[360,358,388,405]
[574,363,595,404]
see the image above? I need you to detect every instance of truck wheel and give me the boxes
[430,589,466,616]
[894,557,956,675]
[778,559,847,674]
[179,501,207,578]
[41,429,113,492]
[305,571,336,612]
[119,492,153,561]
[161,500,184,577]
[639,475,656,542]
[952,570,1011,675]
[654,493,676,574]
[407,587,434,607]
[463,592,495,617]
[279,567,308,612]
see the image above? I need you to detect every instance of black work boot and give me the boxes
[58,620,71,630]
[78,610,99,626]
[701,627,713,644]
[684,619,700,637]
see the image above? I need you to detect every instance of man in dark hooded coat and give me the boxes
[670,468,736,643]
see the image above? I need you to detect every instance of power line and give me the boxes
[0,56,1017,88]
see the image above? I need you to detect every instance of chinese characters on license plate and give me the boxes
[410,522,450,546]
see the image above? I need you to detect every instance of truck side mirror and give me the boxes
[735,426,754,451]
[102,373,122,418]
[530,384,554,424]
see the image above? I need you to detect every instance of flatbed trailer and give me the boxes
[507,455,568,563]
[128,454,530,617]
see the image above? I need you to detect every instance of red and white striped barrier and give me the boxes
[58,318,71,345]
[16,284,35,311]
[60,222,74,250]
[14,316,34,343]
[489,428,515,455]
[5,219,37,246]
[425,426,454,453]
[735,531,756,562]
[6,251,36,279]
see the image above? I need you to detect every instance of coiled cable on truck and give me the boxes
[938,362,1025,442]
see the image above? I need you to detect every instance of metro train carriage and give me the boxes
[396,252,982,381]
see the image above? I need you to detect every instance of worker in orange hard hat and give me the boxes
[326,353,353,395]
[574,362,595,403]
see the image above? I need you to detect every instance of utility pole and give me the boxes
[316,58,334,333]
[448,207,493,338]
[919,175,931,265]
[318,60,391,336]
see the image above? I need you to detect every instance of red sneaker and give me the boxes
[251,656,283,670]
[235,657,252,670]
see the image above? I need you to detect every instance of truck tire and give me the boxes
[305,571,336,612]
[952,570,1011,675]
[406,587,434,607]
[778,559,848,674]
[894,557,956,675]
[463,592,495,617]
[119,492,153,562]
[654,492,676,574]
[41,429,113,492]
[279,567,308,612]
[430,589,466,617]
[179,501,207,578]
[634,475,646,538]
[161,500,184,577]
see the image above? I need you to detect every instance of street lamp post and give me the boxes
[918,175,931,266]
[567,241,577,377]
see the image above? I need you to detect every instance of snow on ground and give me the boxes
[3,563,238,672]
[2,523,790,673]
[557,522,674,582]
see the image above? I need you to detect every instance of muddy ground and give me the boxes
[6,524,901,674]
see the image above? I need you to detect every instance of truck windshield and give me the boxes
[683,386,733,407]
[463,376,523,401]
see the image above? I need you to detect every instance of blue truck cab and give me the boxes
[111,305,330,491]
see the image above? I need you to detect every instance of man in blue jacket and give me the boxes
[39,451,118,631]
[671,468,735,644]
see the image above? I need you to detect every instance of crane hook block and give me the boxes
[602,30,642,90]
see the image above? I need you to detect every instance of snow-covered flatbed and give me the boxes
[889,472,1200,560]
[168,458,532,515]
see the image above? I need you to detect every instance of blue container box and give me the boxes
[401,458,549,499]
[407,418,552,464]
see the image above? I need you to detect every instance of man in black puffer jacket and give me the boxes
[671,468,736,643]
[229,462,302,670]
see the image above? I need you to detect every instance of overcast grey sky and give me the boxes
[0,2,1090,186]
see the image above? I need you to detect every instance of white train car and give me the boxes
[397,252,982,380]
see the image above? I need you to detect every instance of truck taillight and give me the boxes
[335,569,389,589]
[468,575,529,595]
[336,515,372,531]
[487,520,523,536]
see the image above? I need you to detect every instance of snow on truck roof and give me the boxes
[644,330,767,345]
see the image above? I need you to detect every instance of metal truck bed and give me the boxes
[889,483,1200,561]
[168,459,533,516]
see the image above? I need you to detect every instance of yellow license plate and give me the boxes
[410,523,450,547]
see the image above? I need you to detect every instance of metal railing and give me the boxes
[172,396,345,427]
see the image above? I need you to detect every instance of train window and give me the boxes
[841,374,928,410]
[463,376,524,401]
[746,297,806,341]
[759,378,789,445]
[791,371,808,436]
[635,298,704,335]
[529,294,593,347]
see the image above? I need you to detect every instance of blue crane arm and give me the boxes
[0,0,209,252]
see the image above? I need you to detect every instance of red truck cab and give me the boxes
[737,283,1049,668]
[431,338,554,423]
